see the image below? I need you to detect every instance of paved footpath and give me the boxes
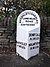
[0,52,50,67]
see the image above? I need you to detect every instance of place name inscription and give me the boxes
[29,33,40,50]
[19,12,38,26]
[30,46,39,50]
[17,41,27,49]
[17,41,39,50]
[29,42,39,46]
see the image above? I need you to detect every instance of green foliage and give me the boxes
[43,0,50,16]
[12,14,17,29]
[0,12,5,16]
[0,0,50,29]
[15,0,50,16]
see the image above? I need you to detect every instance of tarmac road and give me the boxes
[0,52,50,67]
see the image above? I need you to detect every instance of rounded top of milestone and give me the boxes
[17,10,40,26]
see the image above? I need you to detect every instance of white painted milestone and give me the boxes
[16,10,40,60]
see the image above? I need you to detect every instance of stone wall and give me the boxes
[40,16,50,54]
[0,17,16,54]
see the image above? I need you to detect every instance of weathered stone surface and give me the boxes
[47,42,50,48]
[0,45,2,48]
[40,42,47,47]
[44,37,50,42]
[0,36,7,39]
[5,30,13,33]
[3,33,11,36]
[10,39,15,43]
[7,28,14,31]
[0,48,3,53]
[9,43,16,48]
[0,26,15,54]
[0,33,2,36]
[0,39,9,43]
[0,28,7,31]
[0,30,4,33]
[0,22,2,25]
[46,30,50,32]
[2,44,9,48]
[8,36,12,39]
[47,34,50,37]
